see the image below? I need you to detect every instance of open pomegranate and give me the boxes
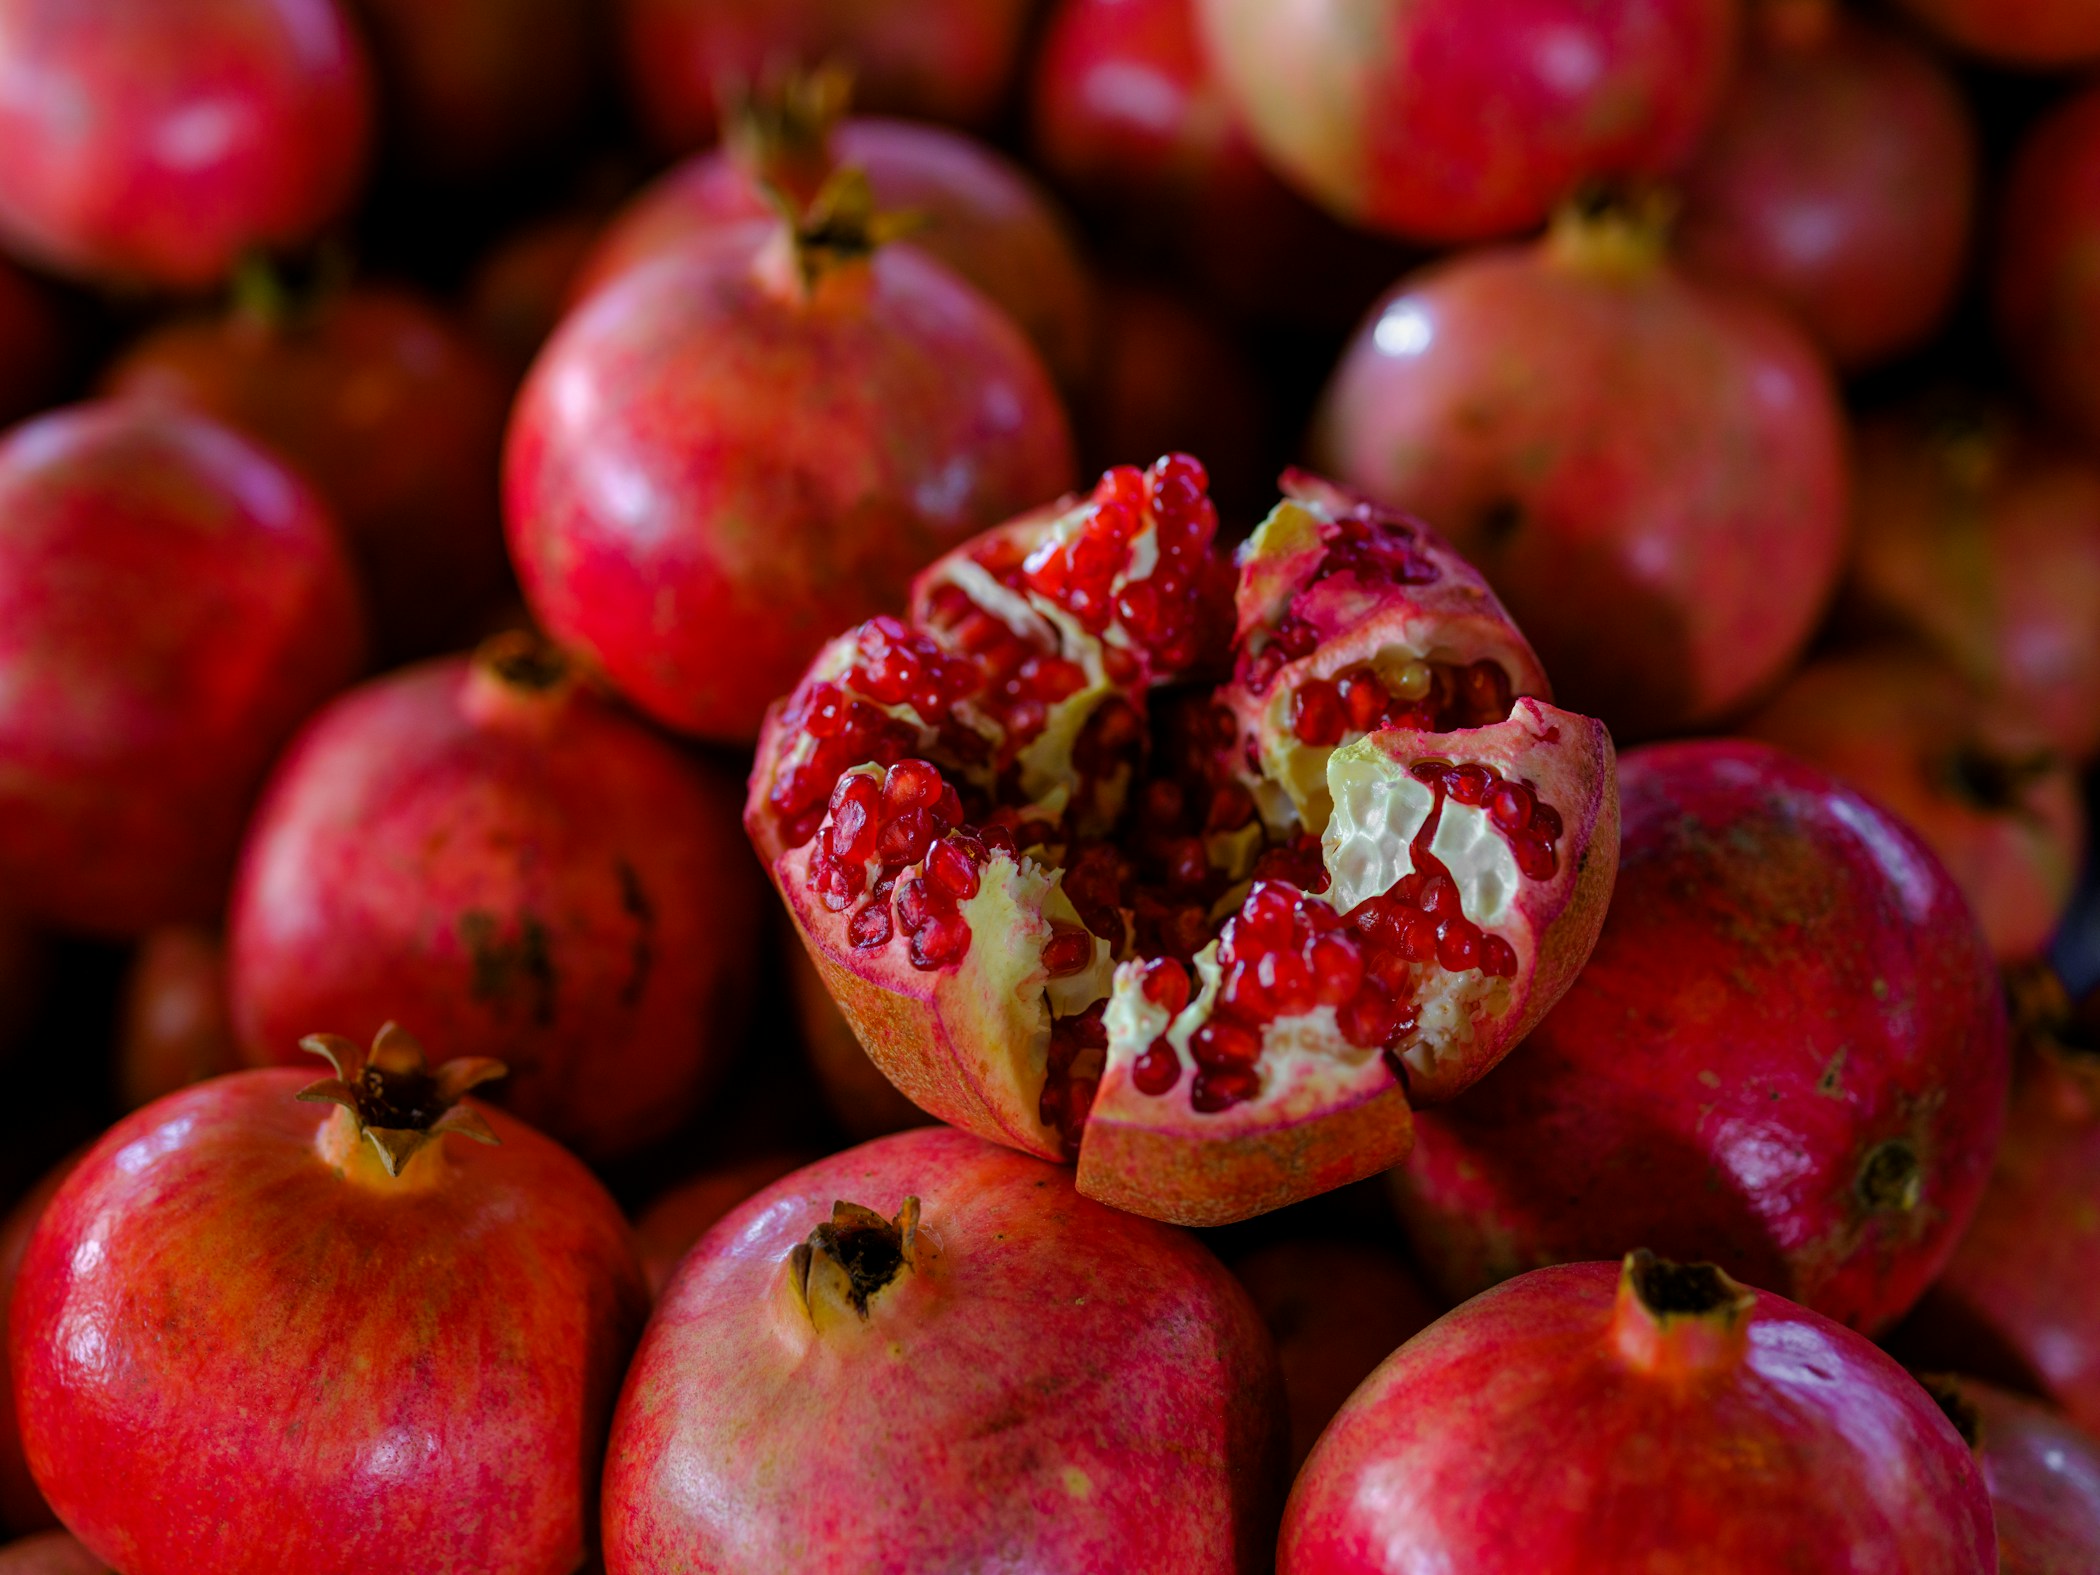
[1923,1374,2100,1574]
[789,944,934,1141]
[603,1126,1288,1572]
[1281,1254,1997,1573]
[12,1027,649,1575]
[747,459,1618,1225]
[1894,0,2100,65]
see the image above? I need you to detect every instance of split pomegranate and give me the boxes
[1894,0,2100,65]
[12,1027,649,1575]
[632,1153,809,1296]
[0,261,61,428]
[1924,1374,2100,1574]
[116,927,241,1111]
[0,1536,105,1575]
[505,179,1076,743]
[105,283,513,660]
[0,1152,81,1537]
[1280,1254,1997,1573]
[747,459,1618,1225]
[2000,88,2100,493]
[0,0,372,288]
[228,635,761,1162]
[1194,0,1736,243]
[789,944,934,1141]
[603,1126,1287,1572]
[0,401,365,936]
[1393,740,2010,1334]
[1675,0,1977,370]
[1311,201,1849,740]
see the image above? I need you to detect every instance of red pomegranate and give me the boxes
[1925,1374,2100,1574]
[0,261,61,428]
[1281,1255,1997,1573]
[632,1153,808,1296]
[0,0,371,289]
[1739,647,2086,963]
[0,1152,81,1536]
[1393,740,2009,1334]
[1311,203,1849,740]
[1675,0,1976,370]
[603,1126,1287,1571]
[505,188,1075,743]
[12,1028,648,1575]
[1894,0,2100,65]
[465,210,605,381]
[1194,0,1736,243]
[2000,89,2100,480]
[747,460,1619,1225]
[0,401,365,936]
[116,927,242,1111]
[0,1536,105,1575]
[228,636,761,1161]
[789,944,934,1141]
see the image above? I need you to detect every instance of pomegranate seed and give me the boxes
[1058,1077,1098,1146]
[1273,615,1318,659]
[1256,950,1315,1016]
[1132,1039,1181,1095]
[1480,934,1518,977]
[802,682,848,738]
[926,840,981,902]
[1148,451,1208,508]
[909,913,972,970]
[1444,764,1492,806]
[947,831,988,866]
[979,823,1018,861]
[882,759,945,817]
[1418,873,1460,920]
[1218,957,1271,1021]
[1242,882,1299,949]
[809,854,863,912]
[1139,957,1191,1014]
[1290,679,1347,747]
[1437,918,1483,972]
[1490,782,1533,831]
[1041,924,1094,978]
[1094,464,1146,510]
[828,802,875,867]
[848,901,892,949]
[1308,932,1365,1005]
[1159,835,1210,893]
[1337,990,1399,1050]
[1205,781,1256,832]
[1141,778,1186,830]
[894,877,942,934]
[1514,839,1558,880]
[1191,1065,1260,1113]
[877,808,939,866]
[1191,1018,1262,1069]
[1531,802,1563,840]
[1340,670,1389,731]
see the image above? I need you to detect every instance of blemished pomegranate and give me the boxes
[228,635,761,1162]
[0,401,365,937]
[1924,1374,2100,1575]
[2000,88,2100,489]
[116,927,242,1111]
[1280,1255,1997,1573]
[104,283,513,661]
[632,1153,808,1296]
[0,1535,106,1575]
[1674,0,1977,371]
[1194,0,1736,243]
[1894,0,2100,65]
[1739,647,2086,963]
[1311,201,1850,740]
[12,1027,649,1575]
[1393,740,2010,1335]
[505,181,1076,744]
[747,459,1619,1226]
[789,943,935,1141]
[0,1152,81,1536]
[602,1126,1288,1572]
[0,0,371,288]
[0,260,61,428]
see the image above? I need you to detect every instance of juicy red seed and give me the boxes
[1490,783,1533,832]
[809,854,862,912]
[1273,616,1318,659]
[1191,1019,1262,1069]
[948,832,988,867]
[895,877,944,933]
[909,913,972,970]
[828,801,876,867]
[1191,1065,1260,1113]
[1218,957,1271,1020]
[1480,934,1518,977]
[1336,990,1398,1050]
[1160,836,1210,893]
[1132,1039,1181,1095]
[1445,764,1493,806]
[1308,932,1365,1005]
[1093,464,1146,510]
[1205,782,1256,833]
[882,759,945,817]
[1139,957,1191,1014]
[980,823,1018,861]
[878,809,940,867]
[1116,580,1161,637]
[831,768,879,814]
[803,682,847,738]
[1256,950,1315,1017]
[1148,451,1208,506]
[1531,802,1563,840]
[1514,839,1558,880]
[1290,679,1347,748]
[1041,924,1094,978]
[1418,874,1460,920]
[1437,918,1482,972]
[1340,671,1389,731]
[926,840,981,902]
[1242,882,1299,949]
[848,901,892,949]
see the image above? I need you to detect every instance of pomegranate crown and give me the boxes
[788,1196,921,1323]
[298,1023,506,1177]
[722,63,852,197]
[766,166,922,292]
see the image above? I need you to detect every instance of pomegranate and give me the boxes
[0,0,371,289]
[1234,1239,1440,1469]
[603,1126,1287,1572]
[0,261,61,428]
[465,210,605,381]
[789,943,934,1141]
[0,401,365,936]
[1924,1374,2100,1574]
[12,1027,648,1575]
[505,184,1075,743]
[632,1153,808,1296]
[0,1536,105,1575]
[747,460,1619,1225]
[1739,647,2086,963]
[228,635,761,1162]
[1310,201,1849,740]
[1194,0,1736,243]
[2000,89,2100,484]
[104,282,514,661]
[116,927,242,1111]
[1894,0,2100,65]
[1280,1254,1997,1573]
[1393,740,2009,1334]
[1675,0,1977,371]
[0,1152,81,1536]
[1844,397,2100,763]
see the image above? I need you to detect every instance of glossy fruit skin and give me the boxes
[116,927,242,1111]
[1194,0,1736,243]
[505,222,1075,744]
[787,942,933,1142]
[0,1154,80,1537]
[1929,1375,2100,1575]
[603,1126,1287,1573]
[2000,89,2100,477]
[228,650,761,1161]
[0,1535,107,1575]
[1280,1260,1996,1574]
[12,1070,649,1575]
[632,1153,807,1296]
[0,0,371,288]
[105,286,513,661]
[1675,3,1976,371]
[1311,225,1848,739]
[0,402,365,936]
[0,262,62,428]
[1895,0,2100,65]
[1393,741,2010,1335]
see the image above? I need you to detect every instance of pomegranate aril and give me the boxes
[1308,933,1365,1005]
[1205,781,1256,832]
[1256,950,1316,1017]
[895,877,940,934]
[1191,1065,1260,1113]
[1290,679,1347,747]
[1337,990,1399,1050]
[1242,883,1299,949]
[1418,873,1460,920]
[1490,782,1533,831]
[1437,918,1483,973]
[1480,934,1518,977]
[1445,764,1492,806]
[877,809,939,866]
[1191,1019,1262,1070]
[1514,839,1557,880]
[909,913,972,970]
[1159,835,1209,893]
[979,823,1018,861]
[1041,924,1093,978]
[1340,671,1389,731]
[1132,1039,1181,1095]
[810,854,863,912]
[848,901,892,950]
[1139,957,1191,1014]
[1531,802,1563,840]
[926,840,980,903]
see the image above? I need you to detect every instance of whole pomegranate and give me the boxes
[1675,0,1976,370]
[1280,1254,1996,1573]
[632,1153,808,1295]
[0,261,61,428]
[0,1536,105,1575]
[1845,398,2100,763]
[2000,90,2100,480]
[1311,203,1849,739]
[1194,0,1736,243]
[789,944,933,1141]
[1739,647,2086,962]
[1392,740,2009,1334]
[603,1126,1287,1572]
[1924,1374,2100,1574]
[105,283,513,660]
[228,635,761,1161]
[0,401,365,936]
[748,460,1619,1225]
[0,0,371,288]
[505,186,1075,743]
[1894,0,2100,65]
[0,1152,80,1536]
[12,1028,648,1575]
[116,927,241,1111]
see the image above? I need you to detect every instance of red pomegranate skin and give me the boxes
[116,926,242,1111]
[632,1153,808,1296]
[1929,1375,2100,1574]
[105,285,513,661]
[0,261,62,428]
[12,1069,649,1575]
[0,0,371,289]
[0,1153,81,1537]
[604,1127,1287,1572]
[1194,0,1736,243]
[1895,0,2100,65]
[1999,88,2100,462]
[228,647,761,1161]
[0,401,365,936]
[0,1535,107,1575]
[1393,741,2010,1335]
[1311,223,1848,739]
[1280,1259,1997,1573]
[1675,1,1976,371]
[504,221,1075,743]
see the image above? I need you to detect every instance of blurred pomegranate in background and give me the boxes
[788,944,932,1142]
[1923,1374,2100,1575]
[464,210,606,381]
[0,1536,105,1575]
[2000,87,2100,462]
[1894,0,2100,66]
[0,0,372,289]
[633,1153,809,1295]
[0,261,62,428]
[115,928,241,1111]
[0,1152,81,1537]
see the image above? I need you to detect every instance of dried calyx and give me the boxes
[299,1022,506,1177]
[721,66,852,207]
[767,166,920,292]
[1613,1250,1758,1377]
[788,1197,922,1322]
[478,629,573,693]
